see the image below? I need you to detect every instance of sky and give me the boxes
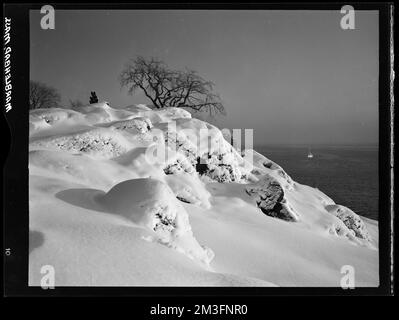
[30,10,379,145]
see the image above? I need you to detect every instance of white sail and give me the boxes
[307,147,313,158]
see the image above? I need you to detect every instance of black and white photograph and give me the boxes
[3,3,394,297]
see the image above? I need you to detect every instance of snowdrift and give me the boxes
[29,102,378,287]
[97,178,214,265]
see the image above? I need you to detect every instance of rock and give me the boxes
[246,175,298,222]
[325,204,372,241]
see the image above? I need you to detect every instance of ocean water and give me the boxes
[256,145,379,220]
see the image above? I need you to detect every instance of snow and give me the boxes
[165,173,212,209]
[29,102,378,287]
[97,178,214,265]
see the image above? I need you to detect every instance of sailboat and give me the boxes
[307,147,314,159]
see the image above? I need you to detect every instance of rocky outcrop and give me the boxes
[246,175,298,222]
[325,204,372,241]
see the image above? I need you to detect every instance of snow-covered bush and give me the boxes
[155,118,249,183]
[164,157,196,175]
[30,128,131,159]
[196,153,242,183]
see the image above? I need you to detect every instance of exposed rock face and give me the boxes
[325,205,372,241]
[246,175,298,222]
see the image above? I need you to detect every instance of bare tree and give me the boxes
[29,81,61,110]
[119,56,225,116]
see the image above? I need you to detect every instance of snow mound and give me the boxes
[100,117,153,134]
[73,101,136,123]
[97,178,214,265]
[123,104,153,112]
[325,204,372,242]
[121,106,191,125]
[112,147,167,179]
[245,174,298,221]
[29,149,138,190]
[165,173,211,209]
[243,149,294,189]
[153,107,192,122]
[29,108,89,137]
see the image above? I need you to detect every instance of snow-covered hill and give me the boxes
[29,102,378,287]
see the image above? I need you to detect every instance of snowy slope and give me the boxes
[29,102,378,287]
